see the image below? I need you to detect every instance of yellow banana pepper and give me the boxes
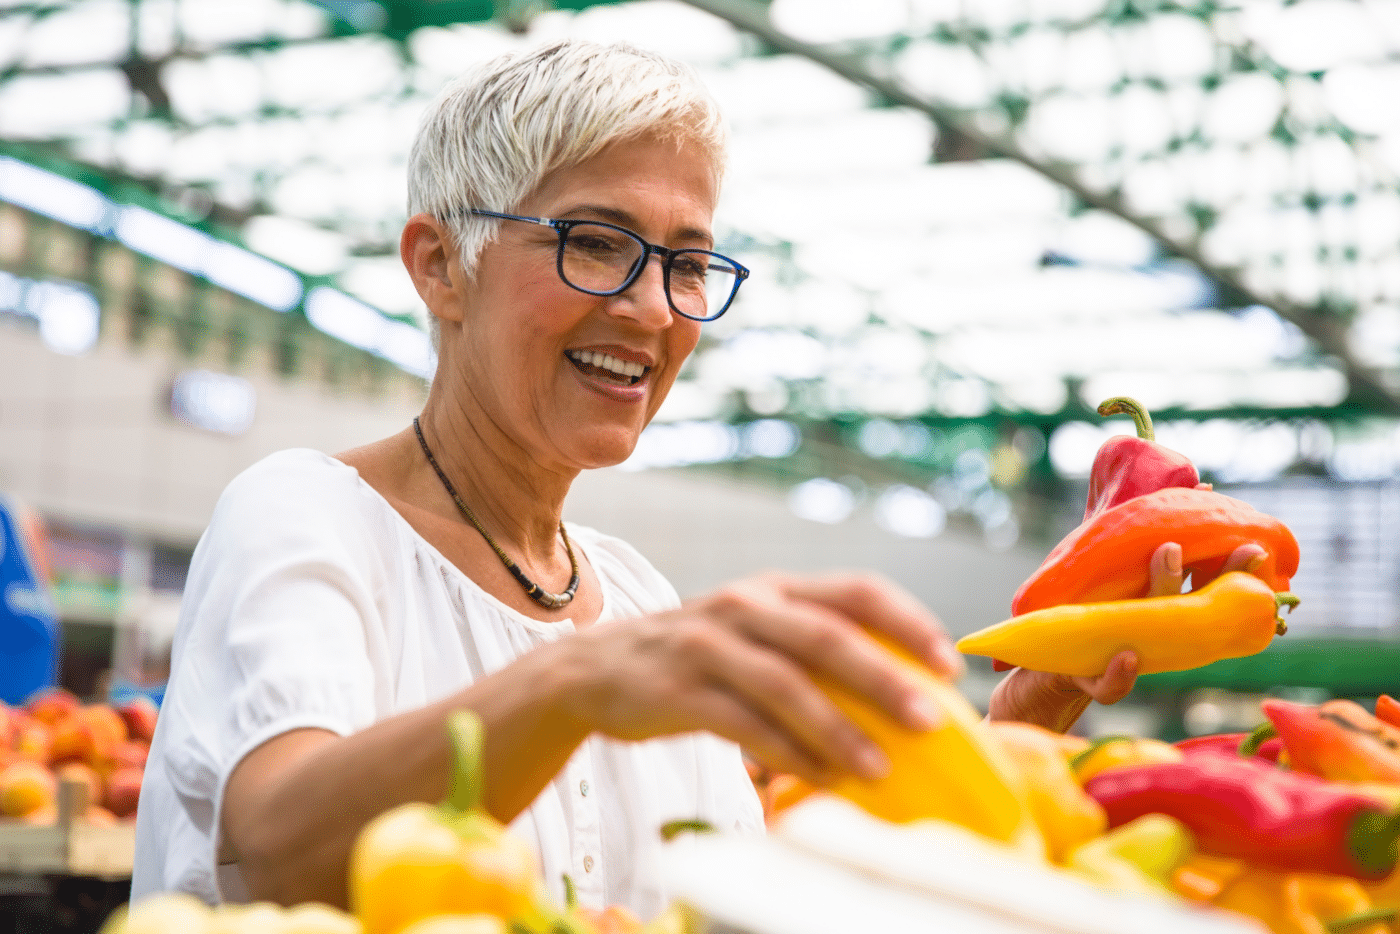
[349,710,551,934]
[1070,734,1184,783]
[988,721,1107,863]
[957,571,1298,677]
[818,634,1044,855]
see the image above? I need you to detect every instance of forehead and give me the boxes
[524,135,720,233]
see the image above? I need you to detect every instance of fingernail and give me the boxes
[1246,554,1266,572]
[905,692,941,731]
[1166,548,1182,576]
[858,743,891,780]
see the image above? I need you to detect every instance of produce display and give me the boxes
[94,396,1400,933]
[0,687,155,824]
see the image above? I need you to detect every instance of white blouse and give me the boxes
[130,449,764,919]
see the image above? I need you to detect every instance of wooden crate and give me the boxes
[0,780,134,879]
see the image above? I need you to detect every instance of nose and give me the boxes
[609,252,674,330]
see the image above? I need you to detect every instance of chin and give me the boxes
[570,430,643,471]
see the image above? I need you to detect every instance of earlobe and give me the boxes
[401,213,464,323]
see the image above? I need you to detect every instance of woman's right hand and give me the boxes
[557,571,963,788]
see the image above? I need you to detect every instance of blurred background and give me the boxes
[2,0,1399,739]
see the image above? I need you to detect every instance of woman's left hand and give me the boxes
[986,540,1267,732]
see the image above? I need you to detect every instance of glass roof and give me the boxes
[4,0,1400,494]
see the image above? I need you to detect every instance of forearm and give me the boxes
[226,644,590,907]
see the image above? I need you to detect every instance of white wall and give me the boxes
[0,319,1047,640]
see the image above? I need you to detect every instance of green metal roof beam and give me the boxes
[677,0,1400,418]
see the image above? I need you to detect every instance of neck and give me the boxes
[415,392,577,567]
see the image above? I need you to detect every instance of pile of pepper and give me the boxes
[753,695,1400,934]
[957,396,1302,677]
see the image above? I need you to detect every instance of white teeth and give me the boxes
[570,350,645,380]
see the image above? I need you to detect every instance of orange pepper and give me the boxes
[1263,698,1400,784]
[1172,853,1248,903]
[1214,869,1392,934]
[1011,486,1299,616]
[762,773,816,823]
[1377,696,1400,732]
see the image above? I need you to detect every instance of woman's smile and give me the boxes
[565,348,651,387]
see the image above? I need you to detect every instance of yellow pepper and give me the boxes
[1214,869,1395,934]
[988,721,1107,863]
[1070,735,1184,783]
[1065,814,1194,897]
[818,634,1044,856]
[349,711,554,934]
[957,571,1298,677]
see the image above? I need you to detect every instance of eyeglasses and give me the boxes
[467,208,748,322]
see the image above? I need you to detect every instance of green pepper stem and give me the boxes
[660,818,717,842]
[1068,734,1136,773]
[1327,907,1398,932]
[1096,397,1155,441]
[1237,721,1277,757]
[1346,808,1400,878]
[1275,592,1300,635]
[444,709,485,814]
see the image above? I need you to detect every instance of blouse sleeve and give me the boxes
[141,450,387,901]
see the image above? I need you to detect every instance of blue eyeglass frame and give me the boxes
[467,208,749,322]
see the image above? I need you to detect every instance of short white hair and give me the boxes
[407,39,726,279]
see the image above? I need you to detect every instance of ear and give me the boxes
[401,213,465,324]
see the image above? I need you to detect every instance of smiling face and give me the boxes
[438,133,718,472]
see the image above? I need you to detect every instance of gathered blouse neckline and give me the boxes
[325,449,609,636]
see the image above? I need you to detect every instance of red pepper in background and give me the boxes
[1084,397,1200,519]
[1083,754,1400,881]
[1377,695,1400,731]
[1011,486,1299,616]
[1262,698,1400,784]
[1175,722,1283,763]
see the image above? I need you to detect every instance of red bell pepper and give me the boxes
[1083,754,1400,880]
[1262,698,1400,784]
[1084,397,1200,519]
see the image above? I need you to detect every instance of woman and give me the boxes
[130,39,1249,918]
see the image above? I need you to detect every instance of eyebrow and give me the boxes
[559,204,714,247]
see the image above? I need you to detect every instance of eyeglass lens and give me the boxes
[559,222,741,319]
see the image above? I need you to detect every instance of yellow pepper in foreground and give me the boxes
[989,721,1106,863]
[957,571,1298,678]
[349,710,550,934]
[818,634,1044,856]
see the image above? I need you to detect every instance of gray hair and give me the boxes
[407,39,726,280]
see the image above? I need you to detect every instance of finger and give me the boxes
[784,573,964,679]
[691,621,893,780]
[716,586,943,734]
[1146,542,1184,597]
[686,686,834,787]
[1073,650,1139,705]
[1195,482,1213,491]
[1222,543,1267,575]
